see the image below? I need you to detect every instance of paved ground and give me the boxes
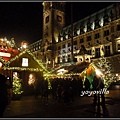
[3,88,120,118]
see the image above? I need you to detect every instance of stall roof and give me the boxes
[55,62,90,75]
[3,49,49,73]
[66,62,90,74]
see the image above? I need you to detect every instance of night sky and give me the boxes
[0,2,114,46]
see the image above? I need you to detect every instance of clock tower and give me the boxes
[42,2,66,68]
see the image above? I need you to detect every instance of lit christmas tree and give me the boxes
[94,56,116,88]
[12,73,23,95]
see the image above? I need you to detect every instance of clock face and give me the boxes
[57,15,62,22]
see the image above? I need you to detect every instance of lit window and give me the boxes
[61,37,63,41]
[22,58,28,67]
[77,29,80,35]
[99,17,104,27]
[65,35,68,39]
[91,22,95,30]
[83,25,87,33]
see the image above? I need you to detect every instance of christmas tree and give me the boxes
[94,56,115,88]
[12,74,23,95]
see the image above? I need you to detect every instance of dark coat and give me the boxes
[0,74,8,106]
[92,76,104,90]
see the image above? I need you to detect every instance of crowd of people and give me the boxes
[33,77,84,103]
[50,77,83,103]
[33,75,105,106]
[0,72,105,117]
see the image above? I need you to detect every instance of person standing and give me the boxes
[92,75,105,105]
[77,77,83,96]
[0,74,9,117]
[33,79,39,99]
[84,78,90,91]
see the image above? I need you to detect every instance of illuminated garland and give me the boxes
[3,67,43,72]
[0,56,7,65]
[3,49,51,74]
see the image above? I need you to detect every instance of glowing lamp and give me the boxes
[0,62,2,68]
[95,69,103,78]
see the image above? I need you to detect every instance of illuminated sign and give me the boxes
[22,58,28,67]
[0,52,11,57]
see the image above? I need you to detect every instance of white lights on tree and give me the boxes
[12,72,23,95]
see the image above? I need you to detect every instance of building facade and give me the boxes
[29,2,120,73]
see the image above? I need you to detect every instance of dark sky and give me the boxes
[0,2,114,46]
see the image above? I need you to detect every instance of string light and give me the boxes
[94,56,116,88]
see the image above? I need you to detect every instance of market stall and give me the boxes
[2,49,50,95]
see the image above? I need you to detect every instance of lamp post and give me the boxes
[21,41,28,51]
[71,3,74,64]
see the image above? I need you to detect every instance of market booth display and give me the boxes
[2,49,50,96]
[55,56,116,90]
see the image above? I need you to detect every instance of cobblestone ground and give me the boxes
[3,89,120,118]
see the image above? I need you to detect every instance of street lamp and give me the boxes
[21,41,28,50]
[23,44,27,49]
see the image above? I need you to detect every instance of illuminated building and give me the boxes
[29,2,120,77]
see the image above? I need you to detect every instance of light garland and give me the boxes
[0,56,7,65]
[2,49,51,73]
